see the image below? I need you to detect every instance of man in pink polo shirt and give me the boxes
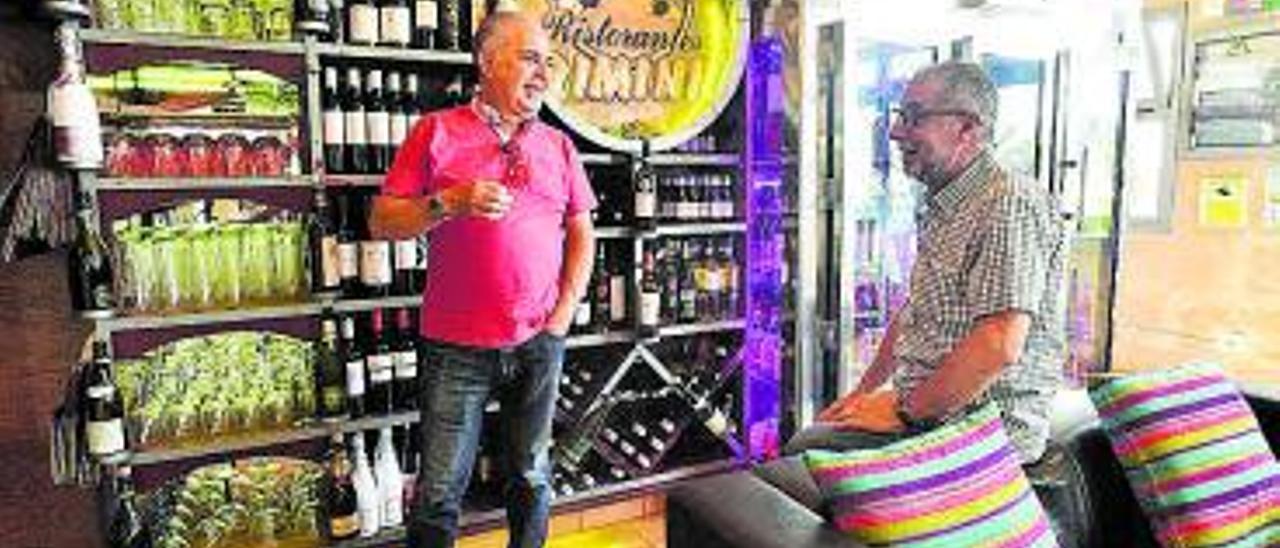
[370,11,596,548]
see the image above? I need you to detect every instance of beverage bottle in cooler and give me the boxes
[325,434,360,540]
[374,426,404,527]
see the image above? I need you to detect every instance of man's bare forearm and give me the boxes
[902,311,1030,420]
[369,195,446,241]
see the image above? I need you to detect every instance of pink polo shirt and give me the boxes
[383,105,596,348]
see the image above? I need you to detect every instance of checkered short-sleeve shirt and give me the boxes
[892,151,1068,462]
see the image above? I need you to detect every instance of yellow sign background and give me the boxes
[519,0,748,152]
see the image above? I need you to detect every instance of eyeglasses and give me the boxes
[500,140,530,189]
[891,106,979,129]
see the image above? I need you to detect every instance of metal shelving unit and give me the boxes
[654,222,747,237]
[95,176,315,191]
[315,42,473,65]
[79,28,306,55]
[649,153,740,167]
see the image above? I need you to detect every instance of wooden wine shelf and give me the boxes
[315,42,473,65]
[79,28,306,56]
[125,411,421,466]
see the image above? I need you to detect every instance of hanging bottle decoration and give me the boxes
[48,22,104,170]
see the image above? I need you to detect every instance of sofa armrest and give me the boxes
[667,470,864,548]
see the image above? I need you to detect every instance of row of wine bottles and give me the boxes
[316,308,421,420]
[594,169,741,229]
[325,425,420,540]
[298,0,470,51]
[311,190,427,298]
[638,236,744,329]
[321,65,470,175]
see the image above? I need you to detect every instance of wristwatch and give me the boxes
[427,193,449,219]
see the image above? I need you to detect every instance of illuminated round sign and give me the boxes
[522,0,749,152]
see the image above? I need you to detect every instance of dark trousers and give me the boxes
[407,332,565,548]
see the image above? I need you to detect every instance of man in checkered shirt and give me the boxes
[787,61,1067,464]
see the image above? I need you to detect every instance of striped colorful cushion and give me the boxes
[804,405,1058,547]
[1090,363,1280,547]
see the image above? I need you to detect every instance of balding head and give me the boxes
[472,11,550,123]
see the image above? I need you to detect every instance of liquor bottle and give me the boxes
[366,70,392,174]
[68,204,115,316]
[404,73,423,129]
[342,315,367,418]
[378,0,411,47]
[315,315,348,419]
[49,23,103,170]
[392,308,419,411]
[638,245,660,332]
[84,340,126,459]
[358,196,393,297]
[590,244,610,332]
[436,0,459,50]
[374,427,404,527]
[322,66,345,174]
[342,67,369,174]
[412,0,437,49]
[632,154,657,231]
[347,0,379,45]
[107,466,150,548]
[334,192,361,296]
[366,309,395,415]
[350,434,381,537]
[311,191,341,294]
[325,434,360,541]
[386,71,408,158]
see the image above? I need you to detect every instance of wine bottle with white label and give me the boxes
[322,66,345,174]
[83,340,126,459]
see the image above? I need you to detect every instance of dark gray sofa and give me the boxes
[668,386,1280,548]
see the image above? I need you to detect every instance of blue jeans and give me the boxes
[408,331,565,548]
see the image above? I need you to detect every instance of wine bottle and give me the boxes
[391,234,417,297]
[84,340,126,459]
[358,196,392,297]
[404,73,423,130]
[720,238,740,319]
[678,240,698,323]
[378,0,411,47]
[632,153,657,230]
[49,23,103,170]
[399,424,420,508]
[639,245,660,332]
[412,0,437,49]
[392,308,419,411]
[350,434,381,537]
[107,466,150,548]
[328,0,347,42]
[296,0,332,35]
[436,0,459,50]
[386,71,408,159]
[335,193,361,296]
[315,315,348,419]
[326,434,360,540]
[311,191,341,294]
[590,244,610,332]
[322,66,345,174]
[374,426,404,527]
[342,315,367,418]
[365,70,392,174]
[342,67,369,174]
[366,310,395,415]
[69,204,115,317]
[347,0,379,45]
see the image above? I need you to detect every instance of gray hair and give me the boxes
[472,10,527,67]
[913,61,998,142]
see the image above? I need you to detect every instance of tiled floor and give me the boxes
[457,496,666,548]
